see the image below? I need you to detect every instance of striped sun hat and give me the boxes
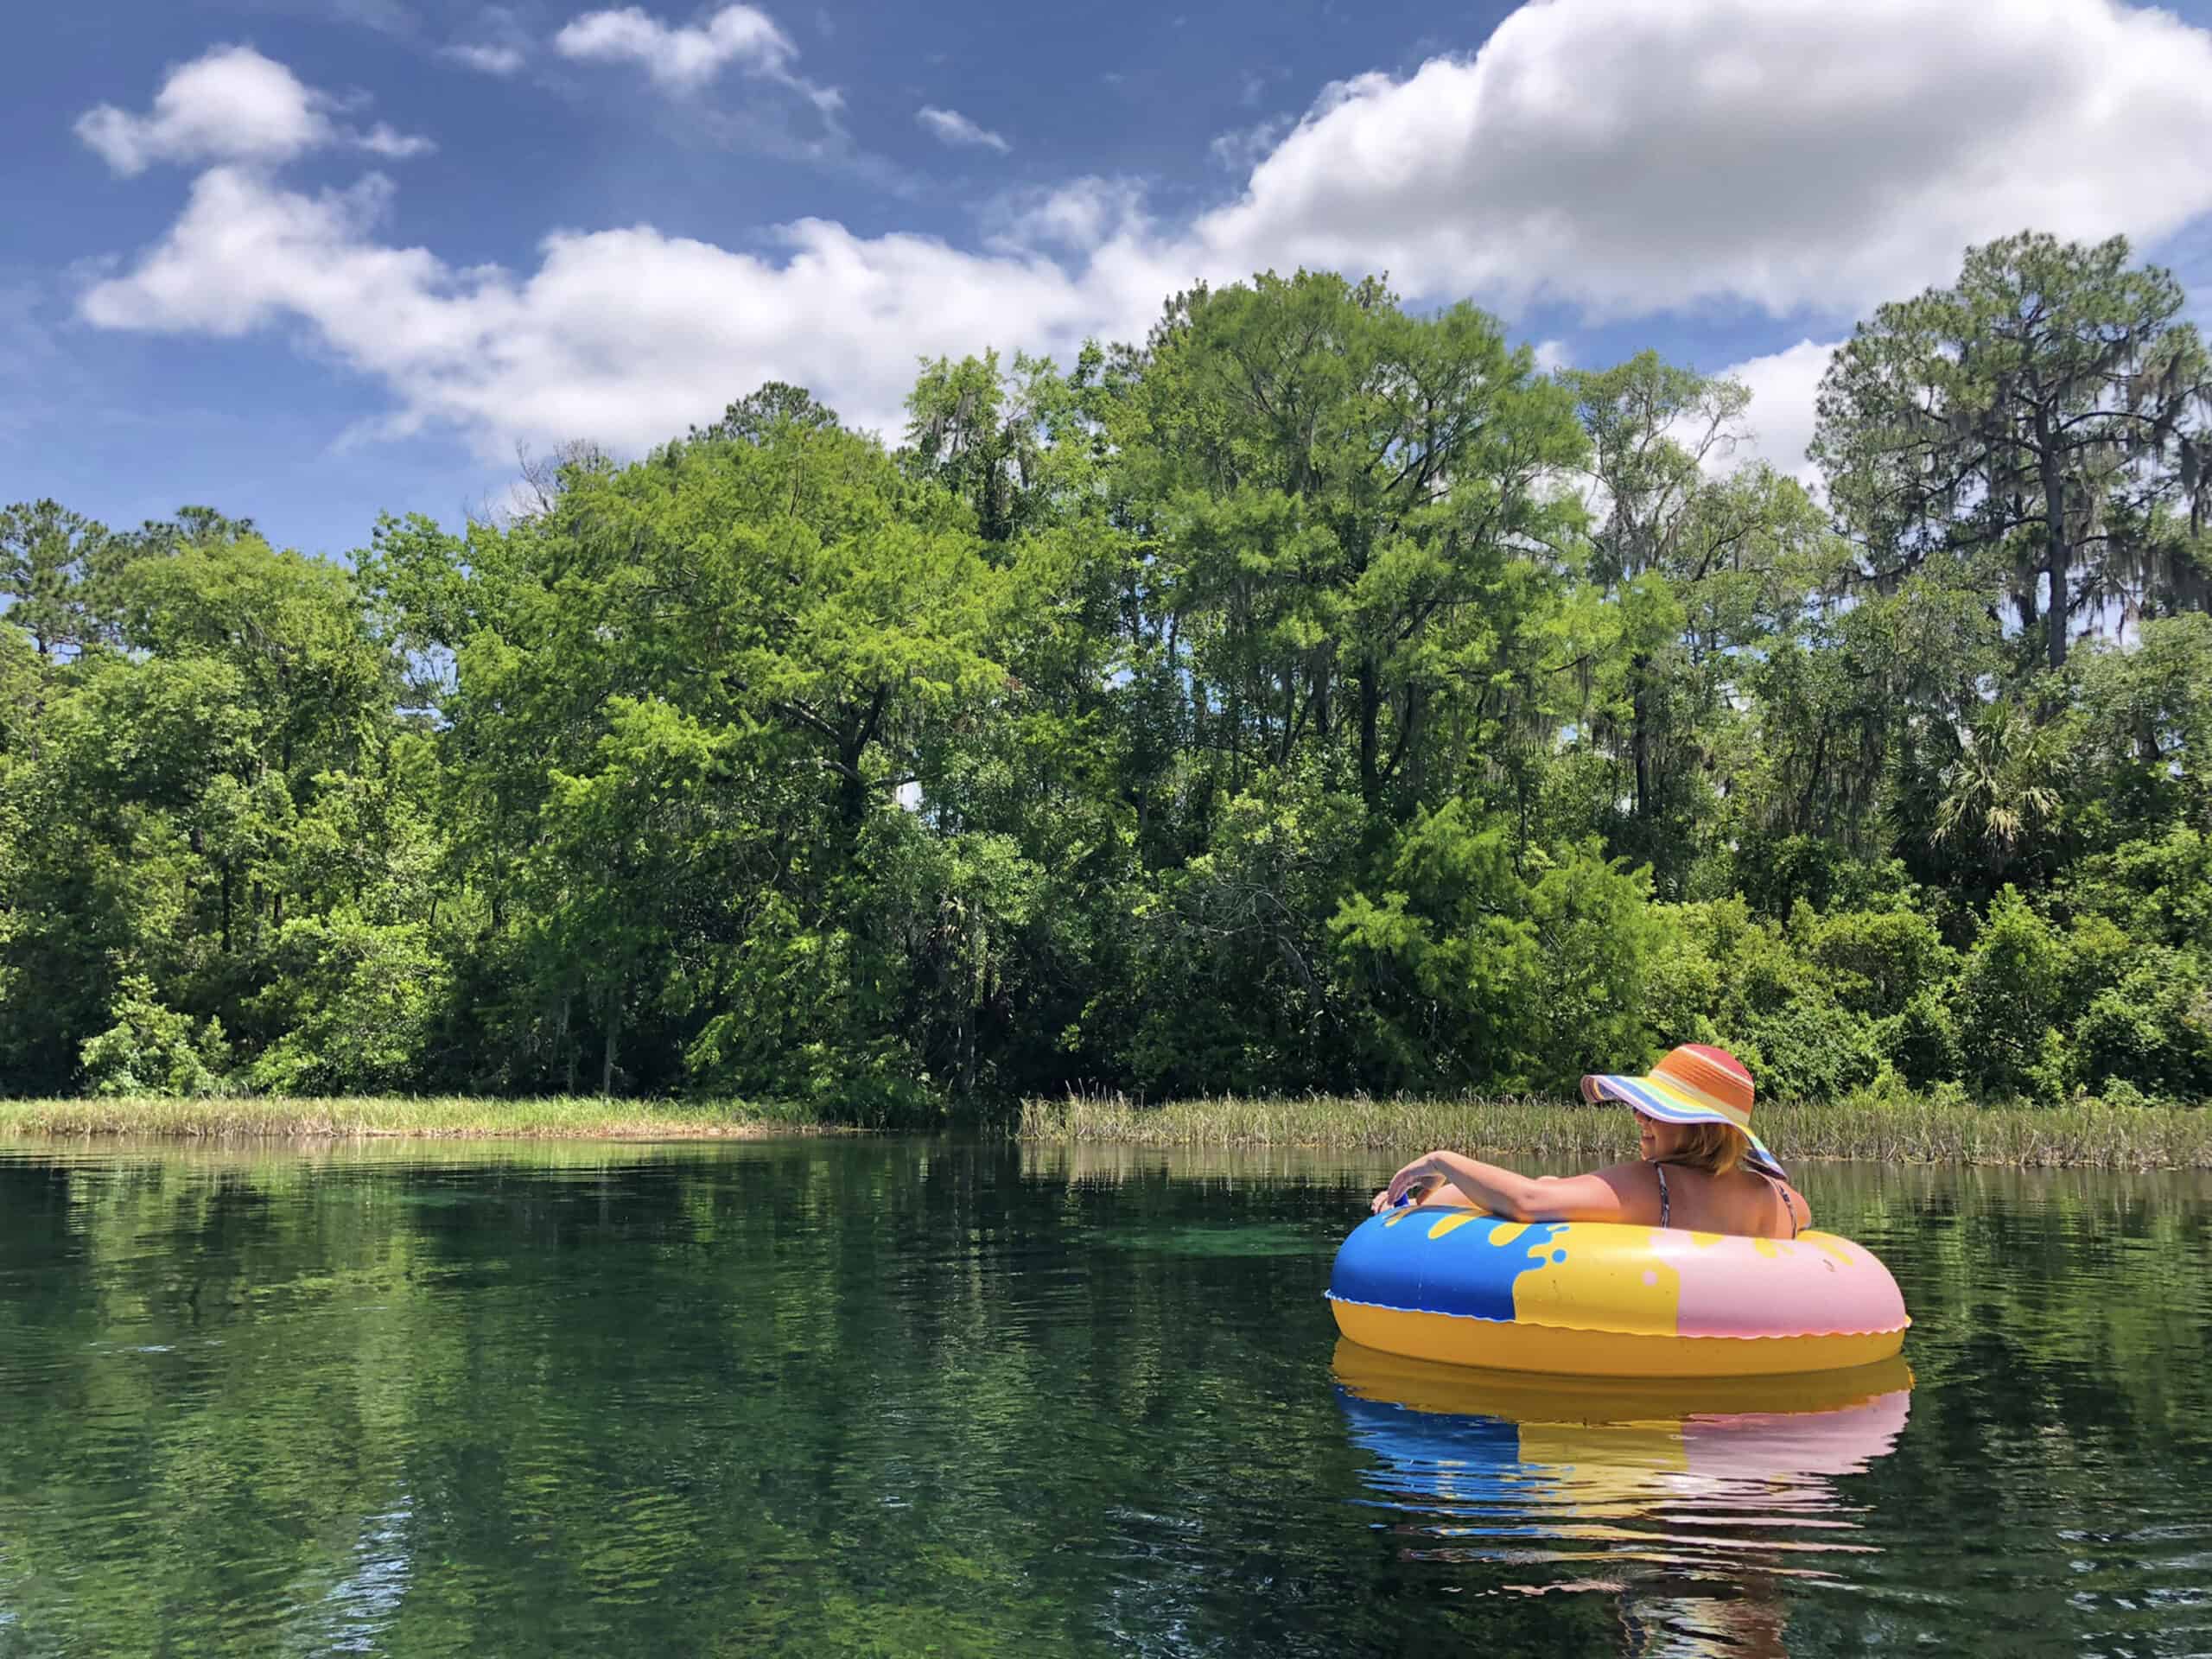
[1579,1044,1787,1182]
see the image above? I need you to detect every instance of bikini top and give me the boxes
[1653,1162,1800,1238]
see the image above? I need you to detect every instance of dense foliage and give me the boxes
[5,233,2210,1116]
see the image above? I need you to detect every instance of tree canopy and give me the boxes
[5,237,2210,1114]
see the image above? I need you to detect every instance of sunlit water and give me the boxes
[1,1137,2207,1656]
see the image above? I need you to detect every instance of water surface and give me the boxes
[1,1138,2207,1656]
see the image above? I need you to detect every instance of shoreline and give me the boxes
[5,1089,2210,1170]
[0,1096,831,1141]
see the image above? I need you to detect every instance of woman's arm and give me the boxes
[1375,1150,1650,1223]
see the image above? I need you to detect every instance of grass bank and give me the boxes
[1017,1090,2212,1170]
[0,1095,829,1141]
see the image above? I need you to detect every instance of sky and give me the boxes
[10,0,2212,560]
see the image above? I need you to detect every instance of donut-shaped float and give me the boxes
[1327,1208,1910,1377]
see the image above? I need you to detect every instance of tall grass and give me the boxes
[0,1095,829,1141]
[1016,1089,2212,1170]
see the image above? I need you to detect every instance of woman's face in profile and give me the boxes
[1632,1108,1683,1161]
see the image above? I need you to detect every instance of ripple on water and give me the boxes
[1,1142,2209,1656]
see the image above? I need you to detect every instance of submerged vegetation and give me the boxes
[4,231,2211,1123]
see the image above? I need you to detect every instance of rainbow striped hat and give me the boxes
[1580,1044,1786,1182]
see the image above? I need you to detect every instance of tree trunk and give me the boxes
[836,683,891,830]
[1357,658,1382,806]
[836,747,868,830]
[2036,408,2071,671]
[1630,653,1652,820]
[601,982,620,1095]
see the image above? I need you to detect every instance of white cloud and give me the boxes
[443,41,526,75]
[987,177,1148,256]
[1531,338,1568,373]
[359,122,437,160]
[1715,339,1837,489]
[79,166,1156,450]
[75,45,432,176]
[554,4,794,91]
[1193,0,2212,316]
[917,106,1009,154]
[76,0,2212,468]
[1207,116,1287,174]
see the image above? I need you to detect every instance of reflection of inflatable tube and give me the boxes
[1328,1210,1910,1376]
[1332,1338,1913,1582]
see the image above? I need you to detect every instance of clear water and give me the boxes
[1,1137,2208,1656]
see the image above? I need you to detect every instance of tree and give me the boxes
[1929,697,2073,884]
[1815,232,2212,671]
[0,499,114,659]
[1559,353,1836,890]
[1133,270,1586,816]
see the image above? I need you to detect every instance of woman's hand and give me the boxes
[1370,1150,1450,1213]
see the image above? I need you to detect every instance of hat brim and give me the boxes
[1580,1073,1788,1184]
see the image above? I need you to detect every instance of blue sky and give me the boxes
[10,0,2212,560]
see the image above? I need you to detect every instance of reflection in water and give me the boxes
[3,1137,2206,1656]
[1333,1341,1913,1656]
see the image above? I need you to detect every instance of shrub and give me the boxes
[1955,887,2075,1103]
[79,976,232,1097]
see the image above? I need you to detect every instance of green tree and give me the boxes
[1815,232,2212,671]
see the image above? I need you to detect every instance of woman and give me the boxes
[1370,1045,1811,1239]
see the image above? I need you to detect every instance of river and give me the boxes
[1,1138,2206,1656]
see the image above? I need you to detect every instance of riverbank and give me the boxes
[1016,1090,2212,1170]
[11,1087,2209,1168]
[0,1096,828,1141]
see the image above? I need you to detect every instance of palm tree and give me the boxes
[1931,700,2071,870]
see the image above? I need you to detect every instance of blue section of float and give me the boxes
[1327,1211,1568,1322]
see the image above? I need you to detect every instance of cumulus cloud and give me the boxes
[917,106,1009,154]
[442,41,526,75]
[986,177,1149,256]
[77,0,2212,464]
[1207,116,1287,175]
[79,165,1163,448]
[1714,339,1838,489]
[1194,0,2212,316]
[553,3,794,91]
[75,45,432,176]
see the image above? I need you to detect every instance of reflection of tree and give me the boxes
[0,1146,2206,1654]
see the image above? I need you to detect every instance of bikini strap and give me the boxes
[1766,1173,1799,1238]
[1654,1162,1669,1228]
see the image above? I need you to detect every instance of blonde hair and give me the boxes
[1661,1122,1751,1177]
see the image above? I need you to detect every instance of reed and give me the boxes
[1015,1087,2212,1170]
[0,1095,829,1141]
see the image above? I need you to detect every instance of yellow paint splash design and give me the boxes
[1511,1224,1686,1338]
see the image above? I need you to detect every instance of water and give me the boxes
[0,1137,2208,1657]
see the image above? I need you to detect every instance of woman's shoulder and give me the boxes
[1573,1160,1665,1221]
[1575,1159,1660,1192]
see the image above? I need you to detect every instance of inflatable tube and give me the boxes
[1328,1208,1909,1377]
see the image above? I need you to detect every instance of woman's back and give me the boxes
[1643,1161,1805,1239]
